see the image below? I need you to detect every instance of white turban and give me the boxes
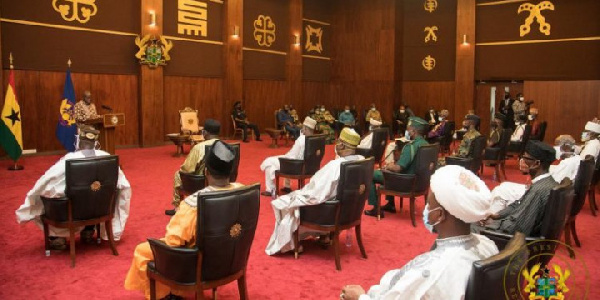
[585,121,600,134]
[303,116,317,129]
[430,165,492,223]
[369,118,382,126]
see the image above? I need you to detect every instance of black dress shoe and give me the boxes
[165,209,176,216]
[364,208,383,218]
[281,187,292,194]
[243,139,250,143]
[382,203,396,213]
[256,138,263,141]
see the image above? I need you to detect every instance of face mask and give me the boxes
[345,109,350,113]
[438,117,444,121]
[519,157,538,175]
[74,135,80,151]
[520,97,524,101]
[423,204,443,233]
[404,130,411,140]
[371,107,376,111]
[528,115,535,120]
[321,108,325,112]
[515,121,520,126]
[400,109,405,113]
[368,126,373,131]
[581,132,591,142]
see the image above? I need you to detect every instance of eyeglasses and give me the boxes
[518,155,538,162]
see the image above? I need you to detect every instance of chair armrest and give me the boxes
[279,158,304,175]
[381,170,416,193]
[480,229,543,250]
[147,238,198,284]
[299,198,340,226]
[484,147,501,160]
[355,148,373,158]
[41,196,69,222]
[445,156,474,169]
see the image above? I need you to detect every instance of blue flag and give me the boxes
[55,68,77,152]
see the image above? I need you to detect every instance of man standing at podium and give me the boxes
[74,90,100,126]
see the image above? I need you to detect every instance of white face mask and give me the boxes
[520,97,524,101]
[400,110,405,113]
[404,130,411,140]
[581,132,591,142]
[515,121,520,126]
[371,107,376,111]
[528,115,535,120]
[345,109,350,113]
[321,108,325,112]
[422,204,443,233]
[438,117,444,121]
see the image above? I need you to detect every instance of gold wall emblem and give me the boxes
[110,115,119,125]
[178,0,208,37]
[424,0,438,13]
[424,26,438,43]
[52,0,98,24]
[304,25,323,53]
[422,55,436,71]
[229,223,242,238]
[90,181,101,191]
[135,35,174,68]
[522,263,570,299]
[253,15,276,47]
[518,1,555,37]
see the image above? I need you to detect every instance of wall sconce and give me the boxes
[232,25,240,38]
[462,34,469,45]
[293,34,300,47]
[149,10,156,27]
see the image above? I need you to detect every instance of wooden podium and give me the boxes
[84,113,125,154]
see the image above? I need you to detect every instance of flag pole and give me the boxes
[7,53,24,171]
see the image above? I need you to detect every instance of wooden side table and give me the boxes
[166,134,191,157]
[265,128,284,148]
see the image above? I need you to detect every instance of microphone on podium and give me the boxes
[101,104,113,112]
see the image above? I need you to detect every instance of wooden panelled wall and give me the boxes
[1,1,599,155]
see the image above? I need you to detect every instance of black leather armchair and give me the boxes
[507,124,532,157]
[481,179,574,268]
[147,184,261,300]
[446,135,487,175]
[177,142,241,199]
[355,128,389,167]
[376,144,439,226]
[530,121,547,141]
[293,158,374,271]
[41,155,119,267]
[464,232,528,300]
[435,120,455,155]
[275,134,327,194]
[564,157,595,257]
[482,128,512,182]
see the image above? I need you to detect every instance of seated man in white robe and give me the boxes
[265,128,363,255]
[576,118,600,162]
[489,135,578,213]
[357,118,382,150]
[510,114,528,142]
[15,126,131,250]
[260,117,317,196]
[340,165,499,300]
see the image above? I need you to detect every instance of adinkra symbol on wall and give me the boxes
[518,1,555,37]
[52,0,98,24]
[424,26,438,43]
[305,25,323,53]
[254,15,276,47]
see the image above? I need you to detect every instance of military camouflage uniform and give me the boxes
[457,128,481,157]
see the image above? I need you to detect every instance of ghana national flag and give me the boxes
[0,69,23,161]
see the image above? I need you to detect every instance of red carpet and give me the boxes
[0,140,598,299]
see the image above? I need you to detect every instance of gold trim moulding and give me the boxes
[302,54,331,61]
[0,18,137,37]
[162,35,223,45]
[476,36,600,46]
[209,0,224,4]
[302,18,331,26]
[242,47,287,56]
[476,0,528,6]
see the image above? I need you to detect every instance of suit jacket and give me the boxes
[424,112,439,125]
[499,98,515,126]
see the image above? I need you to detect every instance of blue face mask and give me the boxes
[422,204,443,233]
[404,130,411,140]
